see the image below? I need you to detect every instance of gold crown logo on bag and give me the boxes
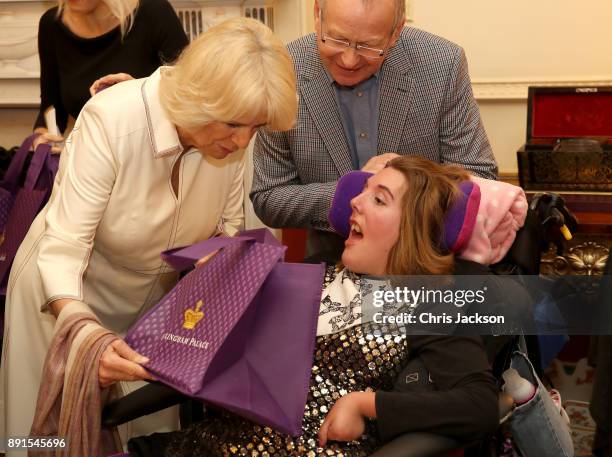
[183,300,204,330]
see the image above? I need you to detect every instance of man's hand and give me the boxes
[318,391,376,446]
[99,338,156,388]
[361,153,400,174]
[89,73,134,96]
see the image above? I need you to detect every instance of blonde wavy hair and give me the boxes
[159,17,298,133]
[385,156,470,276]
[58,0,139,37]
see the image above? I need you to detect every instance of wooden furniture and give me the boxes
[533,191,611,275]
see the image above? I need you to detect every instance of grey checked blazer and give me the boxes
[250,28,497,254]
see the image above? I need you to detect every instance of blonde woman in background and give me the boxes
[1,17,297,453]
[33,0,188,150]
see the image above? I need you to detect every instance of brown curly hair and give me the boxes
[384,156,470,275]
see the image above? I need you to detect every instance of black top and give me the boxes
[376,334,499,443]
[375,259,508,443]
[35,0,188,132]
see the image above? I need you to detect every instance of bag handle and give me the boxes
[162,229,286,272]
[24,143,53,190]
[1,133,39,191]
[162,236,257,272]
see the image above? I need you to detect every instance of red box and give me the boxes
[518,86,612,191]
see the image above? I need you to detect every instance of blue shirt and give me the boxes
[328,72,380,170]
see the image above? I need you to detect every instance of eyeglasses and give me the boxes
[319,12,388,59]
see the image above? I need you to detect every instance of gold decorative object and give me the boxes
[565,242,609,276]
[541,241,609,276]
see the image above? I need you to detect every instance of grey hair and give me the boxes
[318,0,406,31]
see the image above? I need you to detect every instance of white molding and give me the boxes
[170,0,274,6]
[473,78,612,101]
[170,0,241,5]
[7,77,612,109]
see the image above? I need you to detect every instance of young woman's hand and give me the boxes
[318,391,376,446]
[98,339,156,388]
[89,73,134,96]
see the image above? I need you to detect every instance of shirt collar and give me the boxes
[323,66,380,89]
[141,67,184,159]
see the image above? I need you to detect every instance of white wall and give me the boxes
[273,0,308,43]
[410,0,612,174]
[411,1,612,81]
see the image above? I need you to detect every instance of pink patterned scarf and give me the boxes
[30,304,122,457]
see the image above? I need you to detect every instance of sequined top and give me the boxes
[166,267,410,457]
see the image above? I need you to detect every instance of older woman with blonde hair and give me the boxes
[33,0,188,150]
[0,17,297,454]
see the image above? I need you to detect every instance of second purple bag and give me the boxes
[0,139,58,293]
[125,229,325,436]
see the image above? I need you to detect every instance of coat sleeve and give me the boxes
[249,129,337,231]
[375,336,499,443]
[438,47,498,180]
[220,153,245,236]
[37,102,118,309]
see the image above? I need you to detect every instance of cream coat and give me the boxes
[0,68,245,449]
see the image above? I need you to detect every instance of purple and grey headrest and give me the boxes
[328,171,481,253]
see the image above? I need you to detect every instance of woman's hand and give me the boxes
[361,153,400,174]
[99,338,156,388]
[33,128,64,154]
[89,73,134,96]
[318,391,376,446]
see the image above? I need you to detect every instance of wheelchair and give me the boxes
[101,193,580,457]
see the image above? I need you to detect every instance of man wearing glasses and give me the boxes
[251,0,497,260]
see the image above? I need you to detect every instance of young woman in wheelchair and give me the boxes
[128,155,535,456]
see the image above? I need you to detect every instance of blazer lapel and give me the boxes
[377,45,414,155]
[300,52,354,176]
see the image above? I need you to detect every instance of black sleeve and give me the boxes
[35,9,68,132]
[148,0,188,64]
[375,336,499,443]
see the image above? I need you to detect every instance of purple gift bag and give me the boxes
[0,133,39,234]
[0,141,59,292]
[125,229,325,436]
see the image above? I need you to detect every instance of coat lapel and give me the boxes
[299,51,354,176]
[377,43,414,155]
